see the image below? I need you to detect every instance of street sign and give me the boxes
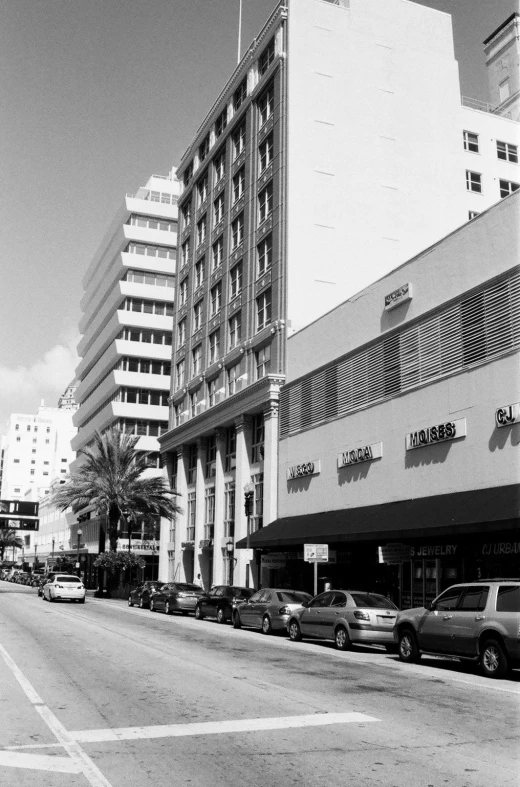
[304,544,329,563]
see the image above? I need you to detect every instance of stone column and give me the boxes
[195,438,206,587]
[158,450,176,582]
[234,415,253,587]
[213,428,227,585]
[175,445,188,582]
[262,402,279,527]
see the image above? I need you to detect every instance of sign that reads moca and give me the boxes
[337,441,382,468]
[286,460,320,480]
[406,418,466,450]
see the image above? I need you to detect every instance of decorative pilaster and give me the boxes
[233,414,253,587]
[262,401,279,527]
[194,438,207,585]
[213,428,227,584]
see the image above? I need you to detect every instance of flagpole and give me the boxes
[237,0,243,64]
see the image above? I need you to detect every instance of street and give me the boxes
[0,583,518,787]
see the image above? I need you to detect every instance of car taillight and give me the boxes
[278,606,291,615]
[354,610,370,621]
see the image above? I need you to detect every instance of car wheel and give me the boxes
[334,626,351,651]
[165,601,172,615]
[261,615,273,635]
[139,597,145,609]
[217,607,226,625]
[398,628,421,663]
[479,638,509,679]
[150,600,155,612]
[128,597,134,607]
[233,612,242,629]
[195,604,204,620]
[288,620,302,642]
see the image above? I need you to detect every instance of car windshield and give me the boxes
[176,584,201,592]
[276,591,312,603]
[350,593,397,609]
[56,576,82,583]
[148,582,164,589]
[231,588,254,599]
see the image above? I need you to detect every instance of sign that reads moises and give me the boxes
[338,441,382,468]
[287,460,320,480]
[406,418,466,450]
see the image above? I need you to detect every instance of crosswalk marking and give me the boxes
[0,751,82,773]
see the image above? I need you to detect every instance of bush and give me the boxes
[93,551,146,575]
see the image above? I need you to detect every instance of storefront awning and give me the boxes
[236,485,520,549]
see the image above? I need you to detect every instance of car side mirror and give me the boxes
[424,601,433,611]
[301,600,309,608]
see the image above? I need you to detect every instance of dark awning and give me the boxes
[236,485,520,549]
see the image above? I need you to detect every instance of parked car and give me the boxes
[195,585,254,623]
[394,579,520,679]
[37,573,56,596]
[128,581,165,609]
[287,590,399,650]
[42,575,86,603]
[15,572,31,585]
[150,582,205,615]
[233,588,313,634]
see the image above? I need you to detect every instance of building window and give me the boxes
[27,425,31,431]
[252,473,263,531]
[174,404,183,427]
[255,345,271,379]
[259,134,273,173]
[32,438,37,444]
[227,363,240,395]
[197,174,208,206]
[187,491,196,540]
[229,263,242,300]
[233,78,247,112]
[196,216,207,247]
[187,444,198,485]
[499,78,510,103]
[463,131,479,153]
[190,391,197,418]
[193,300,203,332]
[499,179,520,198]
[204,487,215,539]
[124,298,174,317]
[208,330,220,364]
[212,236,224,271]
[210,282,222,316]
[16,436,20,442]
[258,83,274,127]
[225,429,236,472]
[30,469,35,476]
[258,183,273,224]
[231,214,244,249]
[205,436,216,478]
[258,38,275,75]
[181,239,190,269]
[232,123,246,160]
[257,235,272,276]
[199,135,210,163]
[181,202,192,229]
[32,448,36,454]
[232,167,245,205]
[183,161,193,187]
[192,345,202,377]
[214,151,226,186]
[224,482,235,538]
[15,424,19,430]
[177,319,187,348]
[251,414,264,463]
[176,360,185,389]
[466,171,482,193]
[215,108,228,138]
[213,192,225,226]
[497,140,518,163]
[13,458,20,463]
[229,312,241,349]
[125,269,175,287]
[127,243,175,260]
[256,289,272,331]
[195,258,205,288]
[207,377,218,406]
[468,211,480,220]
[179,278,188,307]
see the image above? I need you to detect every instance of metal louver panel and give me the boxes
[280,269,520,438]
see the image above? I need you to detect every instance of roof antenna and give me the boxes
[237,0,243,64]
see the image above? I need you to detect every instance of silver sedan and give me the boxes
[233,588,313,634]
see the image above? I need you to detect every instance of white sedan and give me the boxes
[43,575,86,604]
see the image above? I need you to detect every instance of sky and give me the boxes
[0,0,516,434]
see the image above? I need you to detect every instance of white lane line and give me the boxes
[0,643,114,786]
[0,751,82,773]
[70,712,379,744]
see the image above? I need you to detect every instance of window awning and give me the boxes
[236,485,519,549]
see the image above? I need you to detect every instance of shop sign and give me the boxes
[406,418,466,450]
[338,441,382,468]
[378,543,412,564]
[411,544,458,557]
[495,403,520,428]
[261,553,286,569]
[482,541,520,556]
[304,544,329,563]
[384,282,412,311]
[286,460,320,480]
[116,540,159,552]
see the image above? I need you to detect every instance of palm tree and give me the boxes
[51,427,181,552]
[0,529,24,561]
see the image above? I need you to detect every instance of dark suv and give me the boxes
[394,579,520,678]
[195,585,254,623]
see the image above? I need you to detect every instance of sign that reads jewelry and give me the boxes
[406,418,466,450]
[286,460,320,481]
[337,441,382,468]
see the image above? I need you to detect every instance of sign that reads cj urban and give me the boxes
[496,402,520,428]
[406,418,466,450]
[286,459,320,481]
[384,282,412,311]
[338,441,382,468]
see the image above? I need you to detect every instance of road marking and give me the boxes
[0,643,114,786]
[0,751,82,773]
[70,712,379,743]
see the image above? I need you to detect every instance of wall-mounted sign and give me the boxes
[406,418,466,450]
[304,544,329,562]
[261,553,286,569]
[337,441,382,468]
[378,543,412,564]
[495,403,520,428]
[287,460,320,480]
[384,282,412,311]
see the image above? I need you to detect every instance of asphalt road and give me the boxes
[1,583,518,787]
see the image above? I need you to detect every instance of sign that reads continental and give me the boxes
[337,441,382,468]
[406,418,466,450]
[495,402,520,428]
[286,459,320,481]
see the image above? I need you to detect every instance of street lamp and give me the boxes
[52,538,55,558]
[76,528,82,577]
